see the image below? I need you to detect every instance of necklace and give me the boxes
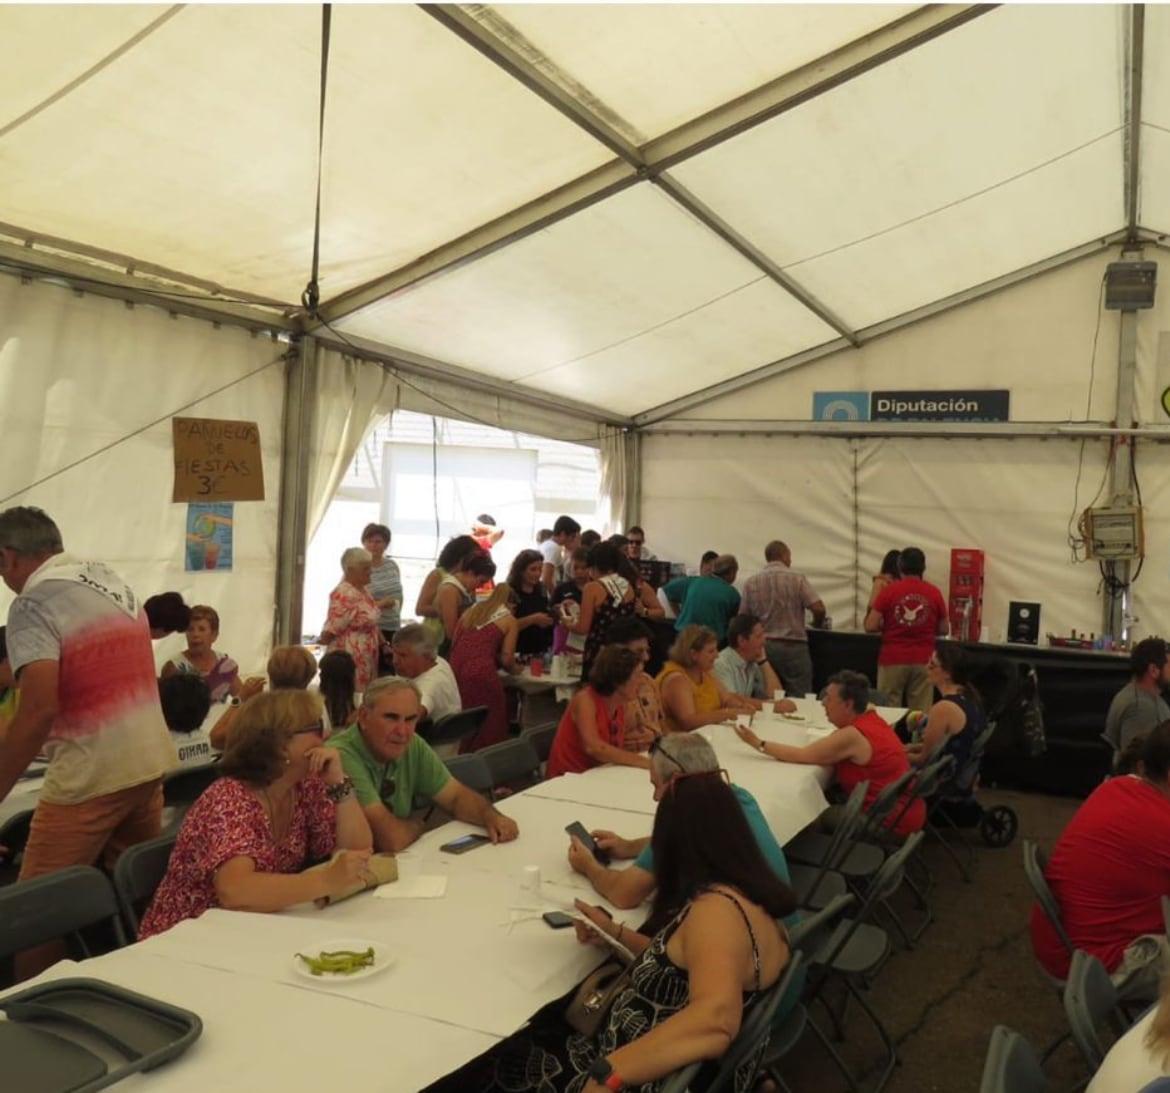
[261,786,294,842]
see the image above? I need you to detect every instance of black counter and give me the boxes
[807,630,1128,798]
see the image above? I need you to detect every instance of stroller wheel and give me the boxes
[979,805,1018,848]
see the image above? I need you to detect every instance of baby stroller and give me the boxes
[923,659,1042,875]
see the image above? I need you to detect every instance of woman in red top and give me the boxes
[547,646,653,779]
[734,668,925,837]
[450,584,519,753]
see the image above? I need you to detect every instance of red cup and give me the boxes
[530,658,544,677]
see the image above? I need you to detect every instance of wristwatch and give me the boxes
[587,1058,625,1091]
[223,696,241,707]
[757,740,768,754]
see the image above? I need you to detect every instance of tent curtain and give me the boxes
[307,348,400,538]
[598,426,633,534]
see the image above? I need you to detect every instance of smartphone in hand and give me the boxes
[565,821,610,866]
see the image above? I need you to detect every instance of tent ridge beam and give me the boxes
[632,229,1130,426]
[322,4,993,323]
[653,175,859,344]
[421,5,643,163]
[1124,4,1146,238]
[312,327,633,431]
[640,419,1122,440]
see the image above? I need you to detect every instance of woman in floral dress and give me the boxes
[320,547,382,693]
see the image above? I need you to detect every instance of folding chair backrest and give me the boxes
[658,952,806,1093]
[113,833,177,938]
[886,756,954,833]
[860,768,917,837]
[520,722,558,763]
[478,737,542,794]
[786,894,855,957]
[979,1025,1048,1093]
[1137,1080,1170,1093]
[424,706,489,748]
[951,720,997,796]
[162,764,220,807]
[0,865,126,960]
[1063,949,1127,1071]
[819,780,869,873]
[1022,840,1073,954]
[443,753,494,795]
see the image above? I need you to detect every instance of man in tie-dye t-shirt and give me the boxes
[0,507,176,887]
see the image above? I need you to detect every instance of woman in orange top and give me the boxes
[547,647,652,778]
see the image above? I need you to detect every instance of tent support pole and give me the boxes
[1103,305,1139,642]
[274,334,316,645]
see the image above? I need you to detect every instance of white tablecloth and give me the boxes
[0,704,908,1090]
[2,951,498,1093]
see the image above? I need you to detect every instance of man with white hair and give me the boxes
[390,623,462,724]
[331,676,518,853]
[566,733,791,909]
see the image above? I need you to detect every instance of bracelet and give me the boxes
[325,776,355,804]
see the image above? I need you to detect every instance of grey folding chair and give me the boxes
[478,736,542,798]
[162,763,220,808]
[113,832,177,938]
[1023,840,1073,964]
[658,951,806,1093]
[421,706,489,749]
[925,720,998,882]
[800,833,926,1093]
[519,722,558,764]
[786,782,883,891]
[979,1025,1049,1093]
[0,865,127,975]
[1137,1080,1170,1093]
[1063,948,1132,1071]
[443,753,495,796]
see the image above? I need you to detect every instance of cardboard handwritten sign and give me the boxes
[172,417,265,502]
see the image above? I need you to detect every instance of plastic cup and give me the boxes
[530,658,543,677]
[735,713,751,729]
[203,540,221,570]
[519,864,541,901]
[805,692,820,701]
[761,701,775,716]
[185,540,207,570]
[773,689,785,702]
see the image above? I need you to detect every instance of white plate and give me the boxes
[291,938,393,983]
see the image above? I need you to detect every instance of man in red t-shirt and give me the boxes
[1030,724,1170,998]
[864,546,948,713]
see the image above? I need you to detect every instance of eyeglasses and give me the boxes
[380,774,397,800]
[650,736,685,773]
[292,720,324,737]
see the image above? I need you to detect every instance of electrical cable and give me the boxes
[301,4,332,318]
[1066,275,1109,561]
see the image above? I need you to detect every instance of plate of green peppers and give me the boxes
[292,938,391,982]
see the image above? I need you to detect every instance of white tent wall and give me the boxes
[0,274,286,674]
[641,248,1170,642]
[666,251,1123,424]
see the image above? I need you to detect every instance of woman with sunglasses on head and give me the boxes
[434,764,794,1093]
[547,646,653,778]
[138,690,372,939]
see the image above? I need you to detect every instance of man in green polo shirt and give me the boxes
[331,676,519,853]
[672,554,741,644]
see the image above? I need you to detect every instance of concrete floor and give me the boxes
[776,788,1087,1093]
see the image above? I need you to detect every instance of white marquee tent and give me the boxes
[2,3,1169,668]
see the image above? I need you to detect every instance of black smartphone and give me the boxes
[542,911,576,929]
[565,821,610,866]
[440,833,492,855]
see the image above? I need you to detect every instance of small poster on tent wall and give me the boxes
[185,503,233,572]
[172,417,265,502]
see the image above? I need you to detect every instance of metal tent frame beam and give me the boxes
[1125,5,1146,238]
[320,4,994,324]
[632,229,1130,426]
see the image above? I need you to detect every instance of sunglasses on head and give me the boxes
[649,736,685,773]
[667,768,731,793]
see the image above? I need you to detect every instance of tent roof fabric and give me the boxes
[0,4,1154,422]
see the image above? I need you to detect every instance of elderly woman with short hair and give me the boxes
[319,546,382,693]
[139,690,373,938]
